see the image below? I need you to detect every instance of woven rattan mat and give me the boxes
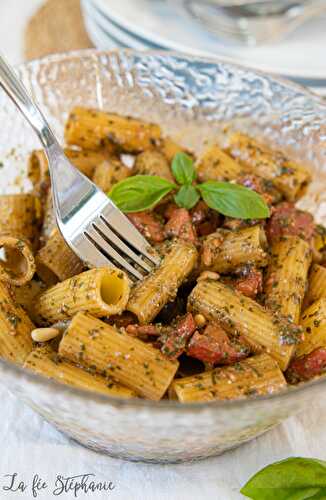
[24,0,94,61]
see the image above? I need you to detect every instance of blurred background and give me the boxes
[1,0,326,95]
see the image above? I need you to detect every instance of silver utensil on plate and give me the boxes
[174,0,326,45]
[0,54,159,280]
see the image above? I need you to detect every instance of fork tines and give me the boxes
[83,206,160,281]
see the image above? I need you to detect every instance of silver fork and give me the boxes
[0,54,160,281]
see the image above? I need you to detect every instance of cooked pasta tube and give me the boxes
[196,144,244,182]
[65,107,162,153]
[168,384,178,401]
[127,241,198,323]
[201,226,268,273]
[36,228,84,285]
[24,345,137,399]
[40,191,56,244]
[64,148,109,178]
[159,137,193,164]
[265,236,312,323]
[34,268,130,325]
[59,312,179,400]
[225,133,311,201]
[28,148,108,194]
[188,279,302,370]
[27,149,51,196]
[304,264,326,308]
[13,280,46,322]
[0,235,36,286]
[296,299,326,357]
[92,158,130,192]
[0,281,34,365]
[171,353,286,402]
[0,194,41,246]
[312,226,326,262]
[134,150,174,182]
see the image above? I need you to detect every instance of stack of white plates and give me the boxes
[81,0,326,95]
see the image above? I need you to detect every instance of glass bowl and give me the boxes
[0,49,325,463]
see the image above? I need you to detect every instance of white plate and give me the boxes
[82,0,149,50]
[90,0,326,81]
[83,8,125,49]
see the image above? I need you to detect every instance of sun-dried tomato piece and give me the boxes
[164,207,197,243]
[287,348,326,383]
[160,313,197,360]
[266,202,315,243]
[128,211,165,243]
[187,322,250,365]
[234,268,263,299]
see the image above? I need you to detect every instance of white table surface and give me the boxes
[1,2,326,500]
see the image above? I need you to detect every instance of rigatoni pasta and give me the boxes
[65,107,162,153]
[134,150,174,182]
[188,279,301,370]
[24,345,137,399]
[34,268,130,325]
[12,280,46,322]
[2,105,326,402]
[64,148,110,179]
[196,144,244,182]
[201,226,268,273]
[304,264,326,308]
[224,132,311,201]
[0,281,34,365]
[28,148,109,197]
[92,158,130,192]
[265,236,312,323]
[40,191,56,244]
[0,194,41,246]
[27,149,51,196]
[171,353,286,402]
[0,235,36,286]
[35,228,84,285]
[59,312,179,400]
[296,299,326,357]
[127,241,198,323]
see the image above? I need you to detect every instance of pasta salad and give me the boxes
[0,106,325,403]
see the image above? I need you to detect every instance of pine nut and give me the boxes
[197,271,220,281]
[31,327,60,342]
[194,314,207,328]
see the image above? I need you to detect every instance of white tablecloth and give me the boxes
[2,386,326,500]
[1,3,326,499]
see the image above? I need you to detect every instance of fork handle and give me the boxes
[0,53,96,223]
[0,53,57,149]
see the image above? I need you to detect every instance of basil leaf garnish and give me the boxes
[174,185,200,210]
[109,175,176,212]
[172,152,196,185]
[198,181,270,219]
[108,154,270,220]
[241,458,326,500]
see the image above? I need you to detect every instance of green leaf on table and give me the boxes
[108,175,176,212]
[174,185,200,210]
[172,152,196,185]
[241,457,326,500]
[198,181,270,219]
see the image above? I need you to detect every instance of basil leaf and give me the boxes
[198,181,270,219]
[242,487,322,500]
[109,175,176,212]
[172,152,196,185]
[241,458,326,500]
[174,185,200,210]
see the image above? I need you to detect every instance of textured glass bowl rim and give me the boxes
[1,47,325,413]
